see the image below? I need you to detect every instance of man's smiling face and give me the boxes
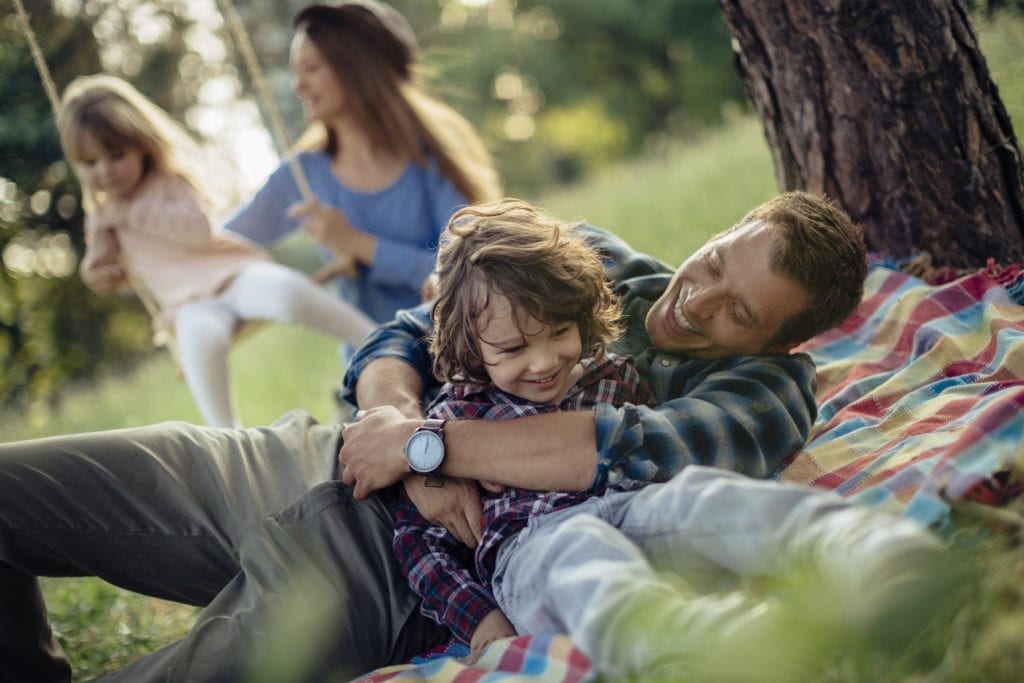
[645,221,811,359]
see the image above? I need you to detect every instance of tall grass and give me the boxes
[6,10,1024,681]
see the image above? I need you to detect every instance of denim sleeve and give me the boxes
[364,163,467,294]
[221,160,302,245]
[590,353,818,490]
[340,302,440,408]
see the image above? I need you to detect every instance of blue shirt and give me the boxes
[224,150,467,323]
[342,225,819,488]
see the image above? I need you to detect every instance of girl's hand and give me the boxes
[287,197,375,267]
[79,228,126,294]
[79,256,126,294]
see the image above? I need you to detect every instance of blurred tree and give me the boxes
[429,0,748,193]
[721,0,1024,267]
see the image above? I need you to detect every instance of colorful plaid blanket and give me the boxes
[782,261,1024,528]
[356,260,1024,682]
[354,633,594,682]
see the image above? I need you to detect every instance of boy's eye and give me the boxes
[552,325,571,337]
[502,344,525,355]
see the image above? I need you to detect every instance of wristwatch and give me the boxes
[404,419,447,479]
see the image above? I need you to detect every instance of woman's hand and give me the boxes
[288,196,375,267]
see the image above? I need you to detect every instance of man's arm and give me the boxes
[341,353,816,497]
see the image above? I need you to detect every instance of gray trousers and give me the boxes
[0,411,448,683]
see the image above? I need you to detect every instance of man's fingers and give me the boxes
[449,515,477,548]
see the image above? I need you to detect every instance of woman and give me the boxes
[224,0,501,326]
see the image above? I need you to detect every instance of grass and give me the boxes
[4,10,1024,681]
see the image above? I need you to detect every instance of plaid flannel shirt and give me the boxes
[393,354,657,645]
[343,224,818,486]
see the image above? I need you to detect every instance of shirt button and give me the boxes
[660,358,673,367]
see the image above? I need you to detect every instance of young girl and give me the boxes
[61,74,376,428]
[224,0,502,327]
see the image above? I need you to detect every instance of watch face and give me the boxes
[406,430,444,473]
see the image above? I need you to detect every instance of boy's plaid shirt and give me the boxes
[393,353,656,645]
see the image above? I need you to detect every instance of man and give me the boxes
[0,192,866,682]
[338,191,868,544]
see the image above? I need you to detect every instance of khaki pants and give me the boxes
[0,410,447,682]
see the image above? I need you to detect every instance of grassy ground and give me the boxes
[4,10,1024,681]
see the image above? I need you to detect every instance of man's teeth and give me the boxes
[673,298,701,334]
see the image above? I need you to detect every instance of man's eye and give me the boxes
[730,303,750,327]
[703,251,721,277]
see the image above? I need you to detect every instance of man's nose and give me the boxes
[686,285,722,320]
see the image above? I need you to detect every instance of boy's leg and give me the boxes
[104,483,449,683]
[0,411,340,683]
[491,511,781,681]
[611,465,947,621]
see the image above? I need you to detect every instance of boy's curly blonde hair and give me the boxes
[431,199,623,384]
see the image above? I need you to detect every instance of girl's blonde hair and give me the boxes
[59,74,203,212]
[430,199,624,384]
[292,1,501,204]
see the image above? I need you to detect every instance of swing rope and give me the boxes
[12,0,183,367]
[216,0,356,279]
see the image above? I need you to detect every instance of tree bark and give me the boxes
[719,0,1024,268]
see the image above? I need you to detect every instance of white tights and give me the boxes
[174,262,376,427]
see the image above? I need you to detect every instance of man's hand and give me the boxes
[339,405,417,498]
[467,609,517,663]
[404,476,483,548]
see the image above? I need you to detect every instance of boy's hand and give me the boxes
[339,405,416,498]
[404,476,483,548]
[467,608,516,662]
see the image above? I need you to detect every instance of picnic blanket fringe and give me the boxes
[870,251,1024,305]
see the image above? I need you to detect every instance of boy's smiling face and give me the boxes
[477,294,583,404]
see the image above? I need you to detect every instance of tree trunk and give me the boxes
[719,0,1024,268]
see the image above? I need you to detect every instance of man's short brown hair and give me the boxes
[733,191,867,348]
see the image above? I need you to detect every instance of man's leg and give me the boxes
[0,411,340,683]
[105,483,450,683]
